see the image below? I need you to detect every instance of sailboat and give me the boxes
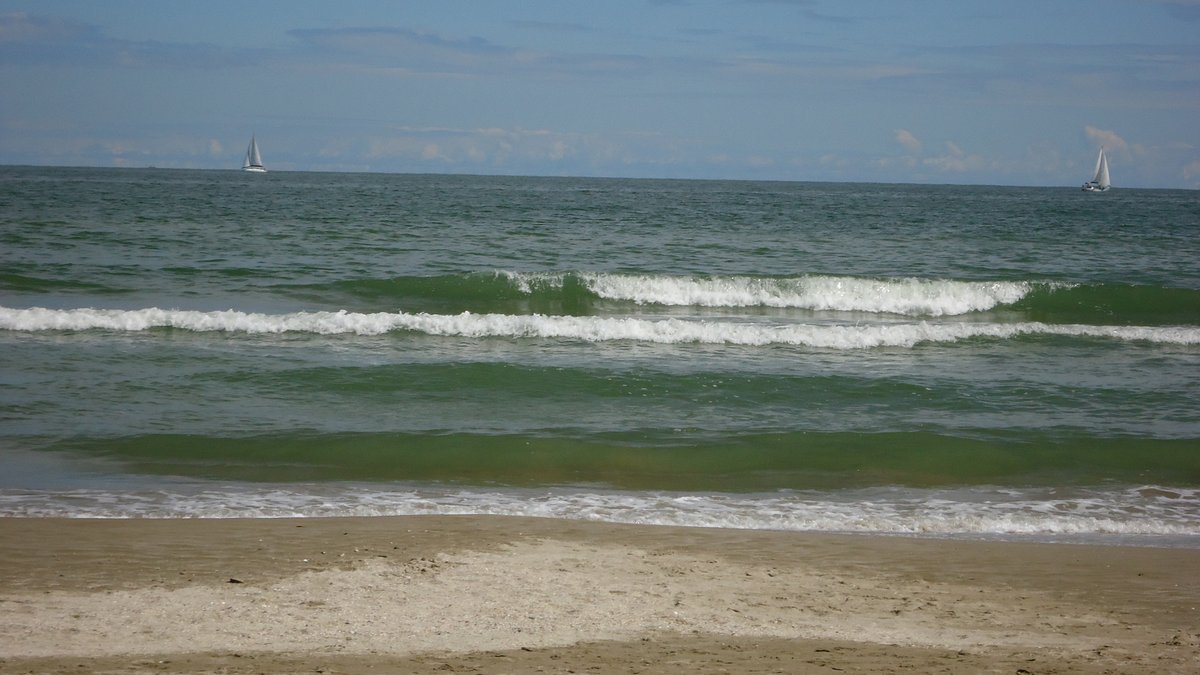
[242,136,266,173]
[1081,147,1109,192]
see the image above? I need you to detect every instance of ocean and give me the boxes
[1,166,1198,546]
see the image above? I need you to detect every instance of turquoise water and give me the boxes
[1,166,1198,544]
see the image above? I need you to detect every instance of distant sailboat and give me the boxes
[1081,147,1109,192]
[242,136,266,173]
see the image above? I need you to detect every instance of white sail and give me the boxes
[1095,148,1110,189]
[1082,147,1109,192]
[242,136,266,173]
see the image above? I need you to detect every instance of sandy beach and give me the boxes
[0,516,1197,674]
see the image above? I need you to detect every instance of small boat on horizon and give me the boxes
[1081,147,1110,192]
[242,136,266,173]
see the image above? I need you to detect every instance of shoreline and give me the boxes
[1,515,1198,673]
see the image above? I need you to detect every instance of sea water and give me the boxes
[1,167,1198,545]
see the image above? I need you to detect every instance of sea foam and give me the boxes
[578,273,1034,316]
[2,484,1197,545]
[2,305,1197,347]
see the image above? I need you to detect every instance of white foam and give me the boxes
[2,485,1197,545]
[505,272,1039,316]
[2,306,1197,347]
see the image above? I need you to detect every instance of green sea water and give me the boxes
[1,166,1198,543]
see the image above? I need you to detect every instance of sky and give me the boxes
[1,1,1198,187]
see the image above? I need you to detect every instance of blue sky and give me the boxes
[1,1,1198,187]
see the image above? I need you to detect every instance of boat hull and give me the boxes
[242,166,267,173]
[1081,182,1108,192]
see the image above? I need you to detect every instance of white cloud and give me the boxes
[819,154,849,169]
[894,129,922,153]
[923,152,983,173]
[919,141,986,172]
[362,126,623,170]
[0,12,92,44]
[1085,126,1128,152]
[421,143,444,161]
[1182,159,1200,187]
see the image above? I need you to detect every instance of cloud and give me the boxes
[288,26,650,78]
[894,129,922,153]
[1085,126,1128,151]
[0,12,92,42]
[349,125,701,175]
[0,12,260,68]
[736,0,857,24]
[1183,159,1200,187]
[290,27,512,67]
[1146,0,1200,21]
[509,20,591,33]
[922,143,985,173]
[366,127,579,166]
[284,21,910,85]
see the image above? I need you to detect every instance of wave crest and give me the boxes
[576,273,1035,316]
[3,305,1196,348]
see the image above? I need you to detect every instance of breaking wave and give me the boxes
[2,305,1196,348]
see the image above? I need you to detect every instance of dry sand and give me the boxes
[0,515,1197,673]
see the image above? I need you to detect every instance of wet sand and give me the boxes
[1,515,1197,673]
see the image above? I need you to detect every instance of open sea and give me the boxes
[2,166,1198,546]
